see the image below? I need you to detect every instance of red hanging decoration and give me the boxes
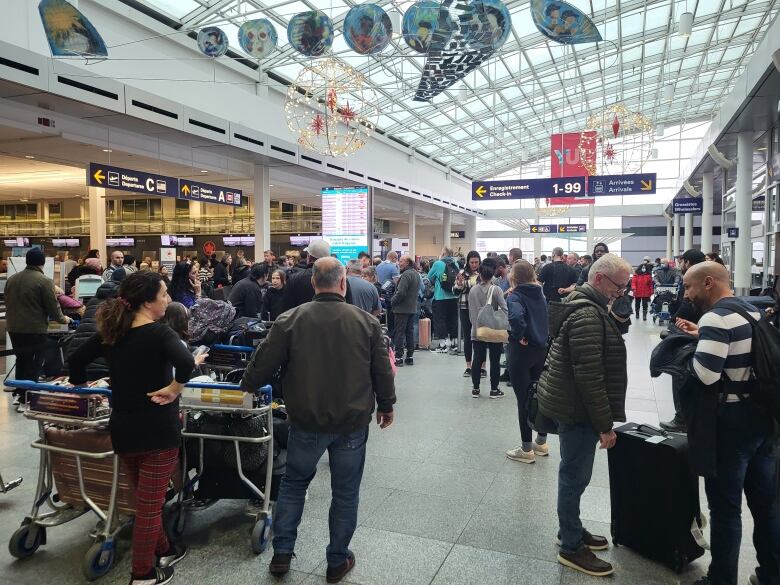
[605,142,617,162]
[612,113,620,138]
[326,89,338,113]
[310,114,325,136]
[341,101,356,123]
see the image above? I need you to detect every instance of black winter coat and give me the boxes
[536,285,628,433]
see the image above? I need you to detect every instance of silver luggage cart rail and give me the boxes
[4,380,124,581]
[169,382,275,554]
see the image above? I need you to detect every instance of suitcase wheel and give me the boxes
[251,514,272,554]
[82,540,115,581]
[8,523,44,559]
[165,502,187,540]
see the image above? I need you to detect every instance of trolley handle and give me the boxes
[184,381,272,399]
[209,344,255,353]
[4,379,112,398]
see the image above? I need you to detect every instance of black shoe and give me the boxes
[463,368,472,377]
[557,547,614,577]
[659,416,687,433]
[326,551,355,583]
[404,357,414,366]
[394,358,404,368]
[129,566,174,585]
[480,369,487,379]
[269,552,295,576]
[556,530,609,551]
[489,389,505,399]
[158,544,187,568]
[498,370,510,382]
[472,388,480,398]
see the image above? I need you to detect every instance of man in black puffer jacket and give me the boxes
[536,253,632,579]
[64,268,126,380]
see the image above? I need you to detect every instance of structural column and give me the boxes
[672,212,680,258]
[701,172,714,253]
[87,186,106,263]
[684,212,694,252]
[586,204,595,253]
[465,214,477,257]
[734,131,752,293]
[442,209,452,250]
[665,215,673,259]
[253,164,271,260]
[408,200,416,258]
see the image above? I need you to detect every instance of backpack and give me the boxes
[224,317,267,347]
[439,259,459,293]
[727,305,780,426]
[421,274,434,300]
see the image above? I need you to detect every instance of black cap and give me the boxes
[679,249,706,265]
[25,247,45,267]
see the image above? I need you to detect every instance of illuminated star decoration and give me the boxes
[604,143,617,162]
[310,114,325,135]
[341,102,356,124]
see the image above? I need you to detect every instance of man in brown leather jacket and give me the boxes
[240,257,396,584]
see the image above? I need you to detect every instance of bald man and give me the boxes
[676,261,779,585]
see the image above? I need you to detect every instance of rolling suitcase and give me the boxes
[418,318,431,348]
[607,423,705,572]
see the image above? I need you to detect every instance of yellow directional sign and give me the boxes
[640,179,653,191]
[531,226,538,233]
[559,226,565,232]
[181,183,191,196]
[475,185,486,198]
[93,168,105,185]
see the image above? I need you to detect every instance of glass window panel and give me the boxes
[147,0,201,18]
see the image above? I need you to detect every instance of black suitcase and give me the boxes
[608,423,705,572]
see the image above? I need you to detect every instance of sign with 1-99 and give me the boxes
[551,180,583,196]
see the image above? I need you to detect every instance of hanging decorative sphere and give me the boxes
[343,5,393,55]
[579,103,655,176]
[238,19,277,59]
[463,0,511,51]
[285,58,379,157]
[288,11,333,57]
[402,0,454,54]
[197,26,229,57]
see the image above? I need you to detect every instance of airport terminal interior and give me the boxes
[0,0,780,584]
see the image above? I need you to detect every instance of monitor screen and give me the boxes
[76,277,103,298]
[52,238,80,247]
[177,236,194,246]
[4,237,30,247]
[290,235,313,246]
[161,235,177,246]
[106,237,135,247]
[223,236,255,246]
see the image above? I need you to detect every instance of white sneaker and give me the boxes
[506,446,535,464]
[433,345,448,354]
[533,443,550,456]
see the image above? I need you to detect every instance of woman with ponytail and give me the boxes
[68,271,195,585]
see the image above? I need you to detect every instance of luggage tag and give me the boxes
[644,435,667,444]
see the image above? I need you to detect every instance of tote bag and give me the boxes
[475,285,509,343]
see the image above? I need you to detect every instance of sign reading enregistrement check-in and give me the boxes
[88,163,177,197]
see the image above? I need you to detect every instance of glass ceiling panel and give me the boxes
[139,0,778,179]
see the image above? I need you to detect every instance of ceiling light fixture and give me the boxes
[679,12,693,37]
[24,155,35,159]
[200,170,209,173]
[102,149,112,153]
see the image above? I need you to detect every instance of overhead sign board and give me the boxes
[727,227,739,238]
[673,197,703,214]
[88,163,177,197]
[528,224,555,234]
[588,173,656,196]
[472,177,586,201]
[180,179,243,207]
[557,224,587,233]
[752,196,765,212]
[450,231,465,239]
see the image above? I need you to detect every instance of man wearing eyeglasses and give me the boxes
[536,253,632,578]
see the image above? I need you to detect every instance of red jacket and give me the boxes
[631,273,654,299]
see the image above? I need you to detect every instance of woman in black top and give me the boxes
[68,272,194,585]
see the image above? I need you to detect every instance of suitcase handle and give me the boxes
[184,382,272,398]
[210,344,255,353]
[633,424,670,438]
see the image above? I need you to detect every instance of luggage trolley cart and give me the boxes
[652,285,679,326]
[168,382,275,554]
[4,380,125,581]
[200,344,255,382]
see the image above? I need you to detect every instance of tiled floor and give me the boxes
[0,319,760,585]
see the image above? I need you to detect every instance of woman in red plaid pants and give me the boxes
[69,272,197,585]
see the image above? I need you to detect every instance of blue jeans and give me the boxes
[272,426,368,568]
[704,401,780,585]
[557,422,600,554]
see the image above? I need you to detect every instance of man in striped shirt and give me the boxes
[676,262,779,585]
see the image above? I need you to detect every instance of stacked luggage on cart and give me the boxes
[651,285,679,325]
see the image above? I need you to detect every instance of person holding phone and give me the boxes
[169,261,201,309]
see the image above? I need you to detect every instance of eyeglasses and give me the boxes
[599,272,629,293]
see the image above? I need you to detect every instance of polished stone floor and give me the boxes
[0,319,760,585]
